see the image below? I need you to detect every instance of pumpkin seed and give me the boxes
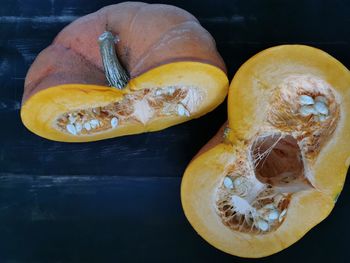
[299,105,317,117]
[111,117,119,128]
[167,86,175,95]
[233,177,243,187]
[279,209,287,222]
[68,115,77,124]
[84,122,91,131]
[257,219,269,231]
[92,108,100,114]
[155,89,163,96]
[66,124,77,135]
[90,119,99,128]
[75,123,82,133]
[223,176,234,189]
[319,115,327,122]
[314,101,329,115]
[315,96,327,104]
[264,204,275,210]
[299,95,314,105]
[267,210,279,221]
[177,104,190,117]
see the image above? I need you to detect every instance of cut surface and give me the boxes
[181,45,350,258]
[215,71,340,236]
[21,62,228,142]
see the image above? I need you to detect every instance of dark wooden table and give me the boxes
[0,0,349,262]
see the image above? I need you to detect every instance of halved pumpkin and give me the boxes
[181,45,350,257]
[21,2,228,142]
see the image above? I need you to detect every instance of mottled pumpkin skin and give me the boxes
[23,2,226,103]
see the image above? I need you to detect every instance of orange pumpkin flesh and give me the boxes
[21,2,228,142]
[181,45,350,258]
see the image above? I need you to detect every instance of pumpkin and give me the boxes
[21,2,228,142]
[181,45,350,257]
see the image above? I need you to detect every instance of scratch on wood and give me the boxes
[0,59,10,76]
[0,15,78,23]
[199,15,246,24]
[61,7,79,16]
[7,39,46,63]
[0,99,21,112]
[0,175,179,184]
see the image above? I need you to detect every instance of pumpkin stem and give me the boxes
[98,31,129,89]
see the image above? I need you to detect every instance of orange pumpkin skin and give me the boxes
[21,2,228,142]
[181,45,350,258]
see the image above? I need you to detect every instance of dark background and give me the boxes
[0,0,349,262]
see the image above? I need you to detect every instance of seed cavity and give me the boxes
[57,86,203,136]
[268,75,339,132]
[217,170,291,234]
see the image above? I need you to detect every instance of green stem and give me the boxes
[98,31,129,89]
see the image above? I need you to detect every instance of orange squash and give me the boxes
[181,45,350,257]
[21,2,228,142]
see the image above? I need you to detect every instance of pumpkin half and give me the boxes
[181,45,350,257]
[21,2,228,142]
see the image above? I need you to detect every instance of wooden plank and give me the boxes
[0,175,349,262]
